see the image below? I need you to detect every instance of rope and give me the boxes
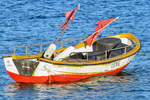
[139,50,150,58]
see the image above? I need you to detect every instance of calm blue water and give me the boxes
[0,0,150,100]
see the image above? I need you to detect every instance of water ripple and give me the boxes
[0,0,150,100]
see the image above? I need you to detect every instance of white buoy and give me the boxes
[54,46,75,61]
[44,43,56,59]
[120,38,132,45]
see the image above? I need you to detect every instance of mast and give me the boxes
[55,4,80,43]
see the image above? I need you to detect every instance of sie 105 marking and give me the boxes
[111,61,120,69]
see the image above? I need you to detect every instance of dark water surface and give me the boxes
[0,0,150,100]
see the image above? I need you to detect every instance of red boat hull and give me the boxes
[7,62,129,83]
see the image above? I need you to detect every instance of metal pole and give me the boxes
[40,44,42,53]
[60,41,64,48]
[13,48,16,55]
[105,50,107,60]
[124,47,127,54]
[87,52,89,62]
[25,46,28,55]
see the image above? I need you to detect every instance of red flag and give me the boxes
[86,17,119,46]
[60,4,80,30]
[65,11,74,21]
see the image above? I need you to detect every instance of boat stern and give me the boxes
[3,56,19,75]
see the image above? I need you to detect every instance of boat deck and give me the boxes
[62,42,135,62]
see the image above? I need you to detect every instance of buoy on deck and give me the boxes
[44,43,56,59]
[54,46,75,61]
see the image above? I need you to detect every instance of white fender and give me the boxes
[54,46,75,61]
[44,43,56,59]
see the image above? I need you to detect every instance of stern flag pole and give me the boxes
[86,17,119,46]
[55,4,80,43]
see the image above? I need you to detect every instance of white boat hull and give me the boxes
[4,55,135,83]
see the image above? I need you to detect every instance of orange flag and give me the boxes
[60,4,80,31]
[86,17,119,46]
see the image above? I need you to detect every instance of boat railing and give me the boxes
[13,38,137,62]
[13,38,83,55]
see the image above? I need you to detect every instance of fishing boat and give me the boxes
[3,4,141,83]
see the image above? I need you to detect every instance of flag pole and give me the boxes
[55,30,64,43]
[55,4,80,43]
[92,17,119,36]
[85,17,119,46]
[55,21,72,43]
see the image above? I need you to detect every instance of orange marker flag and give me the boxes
[60,4,80,31]
[86,17,119,46]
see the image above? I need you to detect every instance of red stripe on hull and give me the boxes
[7,62,130,83]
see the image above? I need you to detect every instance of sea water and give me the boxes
[0,0,150,100]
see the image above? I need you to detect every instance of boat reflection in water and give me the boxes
[4,71,134,99]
